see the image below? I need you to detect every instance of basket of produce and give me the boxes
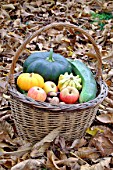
[7,22,108,144]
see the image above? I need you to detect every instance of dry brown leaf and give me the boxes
[30,142,50,158]
[96,113,113,124]
[11,159,45,170]
[55,34,64,43]
[36,0,42,7]
[30,128,61,165]
[46,150,60,170]
[0,145,32,158]
[74,147,99,160]
[46,29,59,36]
[0,44,4,53]
[0,120,14,138]
[24,2,40,13]
[47,150,79,170]
[13,18,21,27]
[70,138,87,149]
[89,127,113,156]
[0,113,11,122]
[0,79,7,91]
[0,130,13,144]
[106,107,113,113]
[1,9,10,19]
[21,8,34,18]
[55,157,78,167]
[108,69,113,77]
[54,136,66,151]
[0,142,12,149]
[33,127,61,150]
[80,157,111,170]
[0,158,14,169]
[2,4,15,10]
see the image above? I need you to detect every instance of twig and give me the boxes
[70,152,88,165]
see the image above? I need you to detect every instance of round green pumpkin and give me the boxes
[23,49,72,82]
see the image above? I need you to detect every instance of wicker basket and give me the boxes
[7,22,108,144]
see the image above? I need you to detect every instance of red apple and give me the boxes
[27,86,47,102]
[59,86,79,104]
[43,81,58,94]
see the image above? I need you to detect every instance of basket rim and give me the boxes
[8,78,108,112]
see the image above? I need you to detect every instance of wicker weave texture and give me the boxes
[10,98,98,143]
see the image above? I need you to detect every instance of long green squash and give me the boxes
[67,59,97,103]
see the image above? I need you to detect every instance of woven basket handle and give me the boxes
[8,22,102,85]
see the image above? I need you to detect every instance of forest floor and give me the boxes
[0,0,113,169]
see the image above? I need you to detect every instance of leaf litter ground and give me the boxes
[0,0,113,169]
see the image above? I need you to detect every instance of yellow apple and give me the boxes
[43,81,58,94]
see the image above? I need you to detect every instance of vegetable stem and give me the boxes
[46,48,55,62]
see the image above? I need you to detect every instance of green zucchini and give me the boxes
[67,59,97,103]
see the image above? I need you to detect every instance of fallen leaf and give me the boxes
[2,4,15,10]
[70,138,87,149]
[89,127,113,156]
[33,127,61,150]
[46,150,60,170]
[74,147,99,160]
[11,159,45,170]
[86,127,104,136]
[80,157,111,170]
[0,159,14,169]
[0,146,31,157]
[54,136,66,151]
[0,121,14,138]
[1,9,10,19]
[55,157,79,167]
[0,142,12,149]
[0,79,7,91]
[96,113,113,124]
[21,8,34,18]
[30,142,50,158]
[30,127,61,159]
